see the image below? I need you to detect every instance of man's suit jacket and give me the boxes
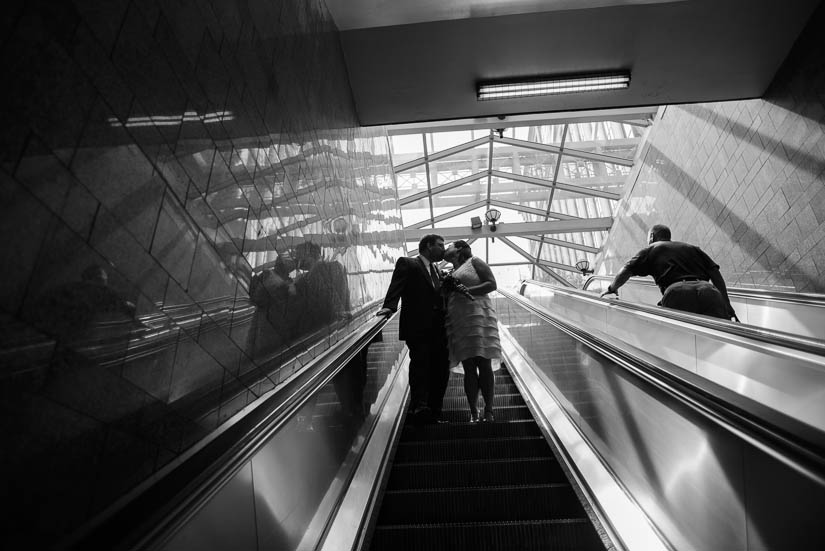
[381,256,443,341]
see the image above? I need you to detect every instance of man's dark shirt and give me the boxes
[623,240,720,294]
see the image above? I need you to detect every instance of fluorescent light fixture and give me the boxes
[107,110,234,128]
[477,72,630,101]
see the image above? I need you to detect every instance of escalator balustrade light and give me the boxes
[477,72,630,101]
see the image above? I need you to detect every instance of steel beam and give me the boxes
[404,217,613,241]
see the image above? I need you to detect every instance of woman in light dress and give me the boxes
[443,241,502,423]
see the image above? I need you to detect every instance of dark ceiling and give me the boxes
[326,0,821,126]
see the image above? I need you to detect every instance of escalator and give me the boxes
[367,367,607,550]
[70,288,825,550]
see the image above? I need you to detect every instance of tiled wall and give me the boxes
[0,0,403,547]
[597,3,825,293]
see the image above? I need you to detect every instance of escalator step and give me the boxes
[447,377,516,389]
[386,457,566,490]
[394,435,551,463]
[370,518,603,551]
[437,404,533,423]
[376,484,585,524]
[441,393,525,408]
[400,418,541,441]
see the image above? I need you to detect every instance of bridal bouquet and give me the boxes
[441,271,474,301]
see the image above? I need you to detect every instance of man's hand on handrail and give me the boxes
[375,307,393,318]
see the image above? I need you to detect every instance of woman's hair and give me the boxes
[451,240,473,262]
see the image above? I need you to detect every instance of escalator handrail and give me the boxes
[63,309,394,551]
[499,288,825,487]
[583,274,825,307]
[519,279,825,354]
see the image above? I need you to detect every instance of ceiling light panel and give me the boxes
[478,73,630,101]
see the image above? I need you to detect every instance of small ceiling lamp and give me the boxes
[575,259,594,276]
[477,71,630,101]
[485,208,501,242]
[485,208,501,231]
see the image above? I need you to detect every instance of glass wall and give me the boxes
[0,1,403,547]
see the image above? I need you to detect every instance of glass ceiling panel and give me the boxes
[565,121,638,143]
[550,191,615,218]
[491,145,558,180]
[487,236,532,263]
[390,134,424,165]
[426,129,489,151]
[515,124,567,146]
[433,204,489,229]
[488,203,545,223]
[558,156,630,193]
[432,179,488,206]
[428,143,489,187]
[396,167,429,199]
[400,197,431,227]
[492,187,549,210]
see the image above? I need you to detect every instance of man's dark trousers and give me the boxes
[661,280,728,319]
[406,310,450,421]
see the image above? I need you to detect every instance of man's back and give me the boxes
[629,240,719,293]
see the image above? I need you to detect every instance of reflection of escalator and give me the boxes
[368,367,606,550]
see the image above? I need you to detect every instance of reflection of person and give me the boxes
[601,224,737,320]
[31,264,137,344]
[443,241,502,423]
[376,234,449,425]
[247,255,296,356]
[26,264,140,376]
[293,242,351,334]
[333,331,382,420]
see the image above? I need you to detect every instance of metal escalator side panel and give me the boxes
[494,294,825,551]
[510,285,825,437]
[579,275,825,339]
[499,322,670,551]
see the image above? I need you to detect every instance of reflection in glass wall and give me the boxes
[0,1,403,548]
[390,119,650,287]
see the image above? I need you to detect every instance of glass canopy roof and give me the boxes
[389,112,652,289]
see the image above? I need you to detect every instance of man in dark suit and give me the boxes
[377,234,450,424]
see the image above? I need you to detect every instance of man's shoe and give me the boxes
[412,407,432,425]
[469,412,479,423]
[428,411,448,424]
[483,411,495,423]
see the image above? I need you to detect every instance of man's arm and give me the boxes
[376,259,408,317]
[600,265,633,297]
[708,267,738,319]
